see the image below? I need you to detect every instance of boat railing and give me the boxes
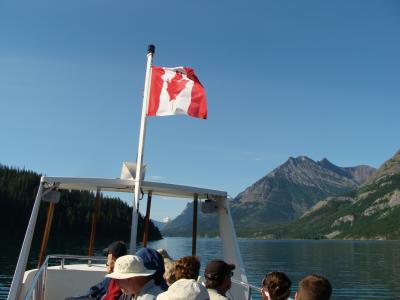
[45,254,107,269]
[24,255,258,300]
[230,278,260,300]
[22,254,106,300]
[23,256,49,300]
[199,270,259,300]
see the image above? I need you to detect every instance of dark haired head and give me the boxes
[204,260,235,289]
[261,271,291,300]
[103,241,127,258]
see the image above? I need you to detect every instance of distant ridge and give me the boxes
[151,219,170,230]
[318,158,374,184]
[162,156,375,236]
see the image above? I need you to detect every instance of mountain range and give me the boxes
[162,156,376,236]
[264,150,400,240]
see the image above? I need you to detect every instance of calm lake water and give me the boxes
[1,237,400,299]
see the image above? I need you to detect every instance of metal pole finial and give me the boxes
[148,45,155,55]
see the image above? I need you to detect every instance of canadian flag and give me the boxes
[147,66,207,119]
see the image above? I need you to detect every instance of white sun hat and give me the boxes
[106,255,155,280]
[156,279,210,300]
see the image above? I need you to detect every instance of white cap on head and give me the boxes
[106,255,155,280]
[157,279,209,300]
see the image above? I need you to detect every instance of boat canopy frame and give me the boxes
[9,175,249,300]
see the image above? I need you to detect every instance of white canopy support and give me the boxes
[8,182,47,300]
[218,197,249,299]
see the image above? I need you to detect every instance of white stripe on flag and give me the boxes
[156,69,194,116]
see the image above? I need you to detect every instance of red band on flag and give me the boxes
[185,67,207,119]
[147,67,165,116]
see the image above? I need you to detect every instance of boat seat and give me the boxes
[19,264,106,300]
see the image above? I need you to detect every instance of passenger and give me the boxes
[294,274,332,300]
[106,255,162,300]
[261,271,292,300]
[64,241,127,300]
[156,248,175,286]
[136,248,168,291]
[163,259,176,286]
[104,241,128,273]
[102,241,128,300]
[204,260,235,300]
[156,278,210,300]
[174,256,201,280]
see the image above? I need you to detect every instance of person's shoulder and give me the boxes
[139,280,163,299]
[150,285,163,296]
[206,289,229,300]
[138,291,160,300]
[148,282,163,294]
[138,295,157,300]
[155,290,166,300]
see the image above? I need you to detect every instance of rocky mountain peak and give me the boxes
[286,155,314,165]
[270,156,357,189]
[277,156,316,173]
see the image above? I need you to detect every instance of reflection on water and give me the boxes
[236,239,400,299]
[1,237,400,299]
[147,238,400,300]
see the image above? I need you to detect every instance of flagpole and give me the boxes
[130,44,155,254]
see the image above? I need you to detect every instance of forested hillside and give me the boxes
[0,165,162,241]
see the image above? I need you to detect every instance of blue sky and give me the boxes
[1,0,399,221]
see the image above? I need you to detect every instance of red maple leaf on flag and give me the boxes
[166,72,189,101]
